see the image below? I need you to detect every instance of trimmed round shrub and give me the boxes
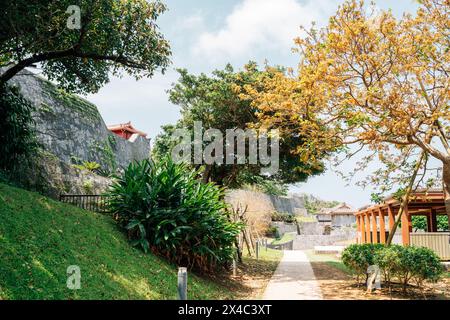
[374,245,403,286]
[107,158,243,272]
[393,246,444,290]
[341,243,384,281]
[343,244,445,291]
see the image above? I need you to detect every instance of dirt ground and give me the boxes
[311,261,450,300]
[206,249,283,300]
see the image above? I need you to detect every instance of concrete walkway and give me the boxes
[263,250,323,300]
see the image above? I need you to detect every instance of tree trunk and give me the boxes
[443,160,450,229]
[201,164,212,183]
[386,150,426,245]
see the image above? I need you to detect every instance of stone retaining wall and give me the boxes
[293,229,357,249]
[8,71,151,197]
[10,72,151,172]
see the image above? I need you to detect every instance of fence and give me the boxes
[59,194,111,213]
[410,232,450,261]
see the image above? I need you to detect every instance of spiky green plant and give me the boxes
[107,157,243,273]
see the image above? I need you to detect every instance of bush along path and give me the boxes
[263,250,322,300]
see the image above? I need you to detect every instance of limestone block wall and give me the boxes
[7,71,151,197]
[299,221,325,235]
[332,214,356,227]
[225,190,308,216]
[10,72,151,171]
[293,229,357,249]
[271,221,298,235]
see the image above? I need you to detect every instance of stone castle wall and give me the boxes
[11,73,150,170]
[9,72,151,197]
[225,189,308,216]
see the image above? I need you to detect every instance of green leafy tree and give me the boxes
[154,63,325,188]
[412,216,449,231]
[303,194,339,214]
[0,0,171,93]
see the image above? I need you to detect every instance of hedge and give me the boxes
[342,244,444,292]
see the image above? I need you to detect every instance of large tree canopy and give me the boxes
[153,63,326,190]
[0,0,171,93]
[249,0,450,222]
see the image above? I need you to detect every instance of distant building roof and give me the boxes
[358,189,444,211]
[107,122,148,141]
[320,203,356,216]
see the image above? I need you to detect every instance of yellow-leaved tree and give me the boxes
[247,0,450,225]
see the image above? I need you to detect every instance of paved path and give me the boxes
[263,250,323,300]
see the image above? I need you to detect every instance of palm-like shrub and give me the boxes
[107,158,243,272]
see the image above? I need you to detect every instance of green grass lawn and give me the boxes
[270,232,295,245]
[0,183,236,300]
[304,249,353,275]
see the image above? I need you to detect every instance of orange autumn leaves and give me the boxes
[244,0,449,168]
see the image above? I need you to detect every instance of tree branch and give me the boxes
[0,48,145,84]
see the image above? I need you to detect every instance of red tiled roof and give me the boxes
[107,122,147,138]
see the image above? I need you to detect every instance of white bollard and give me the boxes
[178,267,188,300]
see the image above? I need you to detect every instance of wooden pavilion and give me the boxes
[355,189,450,260]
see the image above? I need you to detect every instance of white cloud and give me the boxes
[85,71,180,140]
[180,12,205,30]
[192,0,340,62]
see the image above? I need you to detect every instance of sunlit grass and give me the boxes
[0,183,234,300]
[304,249,352,275]
[270,232,295,245]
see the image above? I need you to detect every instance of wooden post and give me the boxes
[378,208,386,244]
[232,259,237,278]
[426,210,433,232]
[401,205,411,246]
[365,212,371,243]
[387,205,395,233]
[371,210,378,243]
[360,214,366,243]
[431,209,438,232]
[177,267,187,300]
[256,241,259,260]
[356,215,361,243]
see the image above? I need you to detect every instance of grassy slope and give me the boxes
[271,232,295,245]
[0,183,234,300]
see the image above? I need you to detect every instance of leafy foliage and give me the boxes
[0,0,171,93]
[341,243,384,281]
[0,84,38,177]
[154,62,325,188]
[303,194,340,214]
[412,216,449,231]
[271,212,296,223]
[107,157,243,272]
[72,161,100,173]
[343,244,445,291]
[248,0,450,219]
[236,171,288,196]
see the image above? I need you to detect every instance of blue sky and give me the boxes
[86,0,419,208]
